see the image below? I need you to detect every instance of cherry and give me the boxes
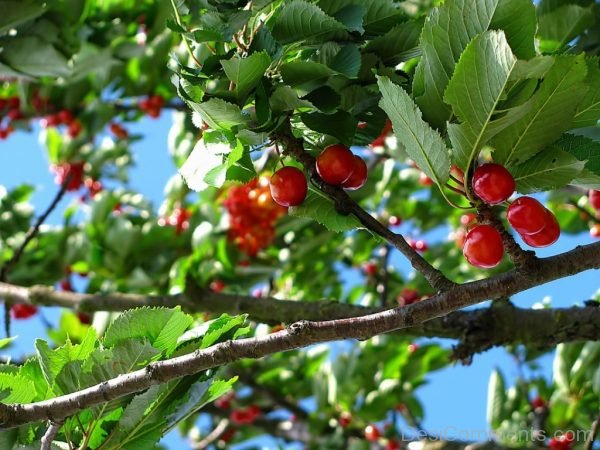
[362,261,378,276]
[407,343,419,353]
[507,197,547,235]
[7,109,23,121]
[364,424,381,441]
[451,165,465,183]
[386,440,401,450]
[316,144,356,185]
[472,163,515,205]
[230,405,261,425]
[589,190,600,211]
[342,155,368,190]
[591,224,600,238]
[397,288,419,306]
[0,128,10,140]
[388,215,402,227]
[549,432,574,450]
[11,304,38,320]
[110,122,129,139]
[460,213,477,228]
[408,239,428,252]
[531,396,546,410]
[370,119,392,147]
[59,279,73,292]
[77,313,92,325]
[463,224,504,268]
[521,210,560,248]
[418,172,433,187]
[67,120,82,138]
[210,280,226,293]
[7,96,20,110]
[51,162,85,191]
[57,109,74,124]
[219,428,236,443]
[85,178,103,198]
[215,391,235,409]
[338,412,352,428]
[269,166,307,207]
[42,114,61,128]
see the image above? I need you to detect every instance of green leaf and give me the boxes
[493,55,588,167]
[301,110,358,146]
[269,86,314,112]
[486,369,506,429]
[377,76,450,186]
[280,61,335,91]
[179,139,232,192]
[509,56,556,81]
[0,336,16,349]
[0,37,70,78]
[413,0,536,129]
[0,1,46,33]
[271,0,346,44]
[444,31,517,170]
[221,51,271,100]
[554,133,600,178]
[289,189,362,232]
[0,373,36,403]
[571,58,600,129]
[538,4,594,52]
[553,343,581,394]
[364,20,423,65]
[103,307,193,355]
[511,147,585,193]
[35,328,97,389]
[329,44,361,78]
[190,98,248,131]
[200,314,248,349]
[332,4,366,33]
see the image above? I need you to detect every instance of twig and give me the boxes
[41,421,63,450]
[585,411,600,450]
[378,245,392,307]
[0,177,70,337]
[0,239,598,428]
[191,418,230,449]
[271,118,455,292]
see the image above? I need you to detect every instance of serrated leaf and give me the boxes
[329,44,361,78]
[271,0,346,44]
[317,0,404,34]
[269,86,314,112]
[364,19,423,65]
[377,76,450,186]
[200,314,248,349]
[332,4,366,33]
[0,1,46,33]
[537,4,594,52]
[301,110,357,146]
[280,61,335,91]
[444,31,517,170]
[1,36,70,78]
[493,55,588,167]
[0,373,36,404]
[413,0,536,129]
[289,189,362,232]
[486,369,506,429]
[190,98,248,131]
[554,133,600,178]
[0,336,16,349]
[509,56,556,81]
[220,51,271,99]
[511,147,585,193]
[103,307,193,356]
[180,139,232,192]
[572,58,600,128]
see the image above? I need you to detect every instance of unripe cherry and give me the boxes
[472,163,515,205]
[316,144,355,185]
[507,197,547,235]
[521,210,560,248]
[342,155,368,190]
[463,224,504,268]
[269,166,307,207]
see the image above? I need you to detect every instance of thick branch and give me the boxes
[271,119,454,292]
[0,241,598,428]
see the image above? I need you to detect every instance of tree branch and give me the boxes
[271,118,455,292]
[0,240,598,428]
[41,421,63,450]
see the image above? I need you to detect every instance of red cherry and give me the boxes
[370,119,392,147]
[0,99,6,109]
[57,110,74,124]
[210,280,226,293]
[51,162,85,191]
[85,178,103,198]
[339,412,352,428]
[342,156,368,190]
[460,213,477,228]
[531,396,546,410]
[109,122,129,139]
[507,197,548,235]
[418,172,433,187]
[521,210,560,248]
[316,144,356,185]
[451,165,465,183]
[7,109,23,121]
[386,440,401,450]
[77,313,92,325]
[397,288,419,306]
[7,97,20,110]
[269,166,307,207]
[388,215,402,227]
[42,114,61,128]
[363,261,378,276]
[472,163,515,205]
[407,343,419,353]
[59,279,73,291]
[591,224,600,238]
[0,128,9,140]
[589,190,600,211]
[11,304,38,320]
[409,239,428,252]
[149,95,165,109]
[364,424,381,442]
[67,120,82,138]
[463,224,504,268]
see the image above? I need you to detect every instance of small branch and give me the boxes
[585,411,600,450]
[190,418,230,449]
[377,245,392,307]
[0,239,599,428]
[41,421,63,450]
[271,118,455,292]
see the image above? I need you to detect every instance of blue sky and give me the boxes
[1,113,598,449]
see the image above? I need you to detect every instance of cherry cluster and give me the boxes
[158,204,191,235]
[139,94,165,118]
[41,109,82,138]
[224,176,286,256]
[0,96,21,139]
[463,163,560,269]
